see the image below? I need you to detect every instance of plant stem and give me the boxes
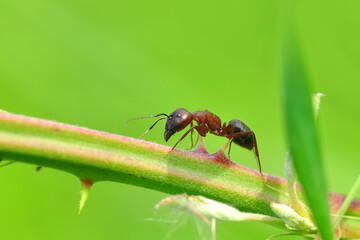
[0,112,359,238]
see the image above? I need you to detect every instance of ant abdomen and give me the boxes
[228,119,254,150]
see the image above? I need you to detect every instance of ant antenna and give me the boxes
[125,113,169,125]
[139,117,167,139]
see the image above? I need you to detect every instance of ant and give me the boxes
[126,108,262,175]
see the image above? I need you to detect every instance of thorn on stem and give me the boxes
[219,139,233,154]
[79,179,94,214]
[210,140,235,165]
[193,137,208,154]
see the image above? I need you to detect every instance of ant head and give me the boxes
[164,108,193,142]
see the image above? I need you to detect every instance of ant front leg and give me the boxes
[228,141,232,158]
[168,125,198,155]
[167,123,207,155]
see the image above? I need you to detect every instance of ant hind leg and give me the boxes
[227,141,233,158]
[219,139,233,155]
[229,131,263,178]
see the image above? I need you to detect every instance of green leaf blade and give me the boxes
[281,1,333,239]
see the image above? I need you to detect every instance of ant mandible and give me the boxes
[126,108,262,175]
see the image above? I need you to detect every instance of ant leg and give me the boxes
[139,117,167,139]
[167,123,207,155]
[215,123,234,137]
[219,139,233,154]
[168,123,207,155]
[189,122,194,150]
[194,123,207,137]
[231,131,262,176]
[251,133,264,178]
[189,122,203,149]
[193,132,200,146]
[227,141,232,158]
[168,125,197,154]
[217,123,235,157]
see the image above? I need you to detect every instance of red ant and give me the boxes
[126,108,262,175]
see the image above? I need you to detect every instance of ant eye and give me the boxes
[176,113,181,117]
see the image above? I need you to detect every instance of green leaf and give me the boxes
[284,151,311,219]
[332,175,360,230]
[155,194,285,228]
[270,202,316,232]
[281,1,333,239]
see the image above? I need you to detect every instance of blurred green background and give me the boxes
[0,0,359,239]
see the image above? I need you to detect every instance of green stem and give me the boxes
[0,112,359,238]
